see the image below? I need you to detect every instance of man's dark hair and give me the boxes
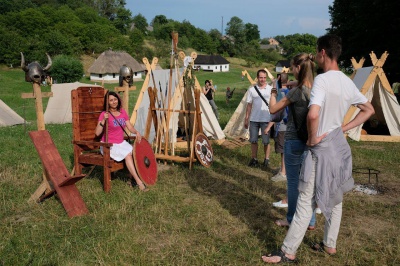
[317,34,342,61]
[257,69,267,78]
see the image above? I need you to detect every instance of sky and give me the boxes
[126,0,334,38]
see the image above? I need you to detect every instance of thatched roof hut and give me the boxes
[88,49,145,83]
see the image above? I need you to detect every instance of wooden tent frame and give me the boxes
[143,51,205,169]
[130,43,207,169]
[241,68,275,86]
[343,51,400,142]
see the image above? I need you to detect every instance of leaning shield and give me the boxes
[194,133,213,167]
[133,138,157,185]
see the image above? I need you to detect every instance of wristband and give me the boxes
[99,123,104,127]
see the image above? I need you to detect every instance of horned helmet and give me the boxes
[21,52,52,84]
[119,65,133,87]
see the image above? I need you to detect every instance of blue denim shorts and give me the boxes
[249,121,270,145]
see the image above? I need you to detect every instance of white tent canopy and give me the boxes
[44,82,102,124]
[346,65,400,141]
[223,90,249,139]
[0,99,25,126]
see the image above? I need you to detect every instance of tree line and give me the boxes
[0,0,318,71]
[2,0,396,83]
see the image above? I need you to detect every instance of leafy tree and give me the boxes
[177,20,196,40]
[192,29,216,54]
[42,29,75,56]
[153,22,178,41]
[75,6,102,24]
[50,54,83,83]
[0,0,35,14]
[129,28,144,52]
[132,13,148,34]
[225,16,244,37]
[113,7,132,34]
[244,23,260,42]
[328,0,400,82]
[151,15,168,26]
[260,38,270,45]
[225,16,246,54]
[218,38,235,57]
[0,25,27,66]
[278,34,317,60]
[92,0,127,20]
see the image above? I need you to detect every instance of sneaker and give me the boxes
[248,158,258,167]
[273,200,288,208]
[315,207,322,214]
[272,167,281,175]
[263,158,269,167]
[271,172,287,182]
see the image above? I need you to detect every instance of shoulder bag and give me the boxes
[253,86,284,122]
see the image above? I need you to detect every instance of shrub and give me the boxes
[50,55,83,83]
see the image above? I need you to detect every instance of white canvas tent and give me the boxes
[223,90,250,139]
[345,52,400,142]
[44,82,102,124]
[224,68,274,139]
[0,99,25,126]
[132,68,225,144]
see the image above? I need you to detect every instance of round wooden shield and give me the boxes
[194,133,213,167]
[133,138,157,185]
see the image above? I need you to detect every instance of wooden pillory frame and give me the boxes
[21,53,88,217]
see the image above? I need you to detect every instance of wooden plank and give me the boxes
[359,135,400,142]
[21,92,53,99]
[59,174,86,187]
[30,130,88,218]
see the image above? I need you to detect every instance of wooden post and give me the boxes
[21,83,52,130]
[114,80,136,114]
[22,82,54,202]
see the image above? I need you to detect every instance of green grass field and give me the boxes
[0,63,399,265]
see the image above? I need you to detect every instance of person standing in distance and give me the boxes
[244,69,273,167]
[203,80,219,120]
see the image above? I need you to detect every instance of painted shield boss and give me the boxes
[194,133,213,167]
[133,138,157,185]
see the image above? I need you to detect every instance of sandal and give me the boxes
[307,225,316,231]
[138,183,149,192]
[275,219,290,227]
[261,250,297,264]
[311,241,336,256]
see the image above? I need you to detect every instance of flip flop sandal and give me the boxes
[262,250,297,264]
[311,241,336,256]
[275,219,290,227]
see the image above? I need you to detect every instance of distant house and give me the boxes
[193,55,230,72]
[275,60,291,73]
[88,49,145,83]
[260,38,284,54]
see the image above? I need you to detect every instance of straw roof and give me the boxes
[88,49,145,74]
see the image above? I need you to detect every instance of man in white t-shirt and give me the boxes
[262,34,374,264]
[244,69,274,167]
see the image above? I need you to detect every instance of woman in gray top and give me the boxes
[268,53,317,229]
